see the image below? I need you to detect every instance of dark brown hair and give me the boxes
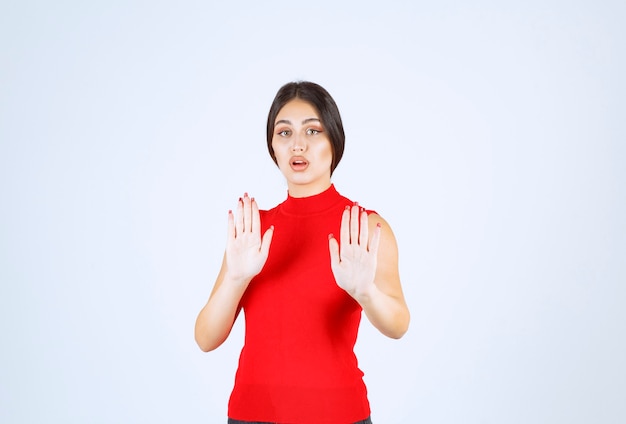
[266,81,345,175]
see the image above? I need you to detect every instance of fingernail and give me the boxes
[328,233,334,239]
[377,222,381,228]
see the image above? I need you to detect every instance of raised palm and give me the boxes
[226,193,273,284]
[328,203,381,299]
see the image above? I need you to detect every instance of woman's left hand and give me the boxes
[328,203,381,301]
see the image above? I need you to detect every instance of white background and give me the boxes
[1,1,625,423]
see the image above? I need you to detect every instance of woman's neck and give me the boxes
[286,180,332,198]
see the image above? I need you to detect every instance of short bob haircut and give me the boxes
[266,81,345,175]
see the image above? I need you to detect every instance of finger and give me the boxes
[350,203,360,245]
[328,233,340,267]
[369,222,382,256]
[235,197,244,236]
[340,206,350,249]
[260,225,274,257]
[227,209,236,244]
[242,193,252,232]
[359,209,369,247]
[251,197,260,235]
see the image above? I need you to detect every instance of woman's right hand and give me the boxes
[225,193,274,286]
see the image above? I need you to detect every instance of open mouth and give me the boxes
[290,157,308,170]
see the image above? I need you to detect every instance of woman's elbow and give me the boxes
[195,333,221,353]
[387,309,410,339]
[194,325,224,352]
[197,344,215,353]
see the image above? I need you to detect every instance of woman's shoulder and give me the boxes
[258,201,282,218]
[337,191,379,217]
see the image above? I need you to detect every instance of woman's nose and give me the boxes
[291,135,305,152]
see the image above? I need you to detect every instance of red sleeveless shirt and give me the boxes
[227,185,371,423]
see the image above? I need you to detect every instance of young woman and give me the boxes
[195,81,410,424]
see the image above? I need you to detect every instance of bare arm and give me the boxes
[194,194,273,352]
[329,205,409,339]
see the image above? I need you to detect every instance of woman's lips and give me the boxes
[289,156,309,171]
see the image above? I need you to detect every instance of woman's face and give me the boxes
[271,99,333,197]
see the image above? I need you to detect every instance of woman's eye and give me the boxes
[277,129,290,136]
[306,128,320,135]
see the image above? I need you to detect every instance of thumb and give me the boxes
[328,233,340,266]
[260,225,274,257]
[368,222,382,257]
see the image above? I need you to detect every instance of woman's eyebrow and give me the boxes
[275,117,321,125]
[275,117,321,126]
